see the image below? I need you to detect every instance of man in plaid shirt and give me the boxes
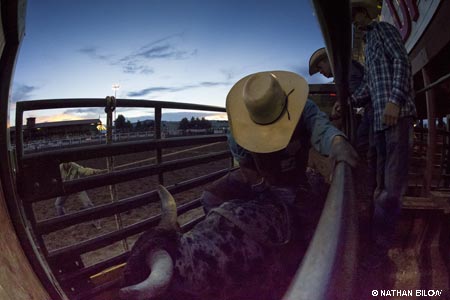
[351,0,417,268]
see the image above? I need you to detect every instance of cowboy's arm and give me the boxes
[349,60,364,93]
[76,164,102,177]
[303,99,345,156]
[351,75,370,107]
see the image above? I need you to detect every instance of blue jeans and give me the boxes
[55,191,94,216]
[356,106,377,201]
[372,117,413,252]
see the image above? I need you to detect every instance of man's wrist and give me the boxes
[332,135,346,146]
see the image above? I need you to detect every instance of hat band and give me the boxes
[252,88,294,125]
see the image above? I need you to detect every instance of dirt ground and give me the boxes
[32,141,231,267]
[29,140,450,299]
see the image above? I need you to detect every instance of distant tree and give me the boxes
[114,114,127,131]
[143,120,155,129]
[199,117,212,129]
[135,120,142,131]
[178,116,211,131]
[125,120,132,130]
[190,117,197,128]
[179,117,190,130]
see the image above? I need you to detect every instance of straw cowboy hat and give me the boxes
[226,71,308,153]
[308,47,328,76]
[351,0,379,19]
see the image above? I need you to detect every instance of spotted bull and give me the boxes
[119,185,308,300]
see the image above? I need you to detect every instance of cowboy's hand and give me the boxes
[383,102,400,126]
[330,101,342,121]
[94,168,107,175]
[329,136,359,169]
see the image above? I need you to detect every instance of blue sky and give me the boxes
[11,0,330,124]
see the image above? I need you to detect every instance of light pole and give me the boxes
[111,84,120,127]
[112,83,120,98]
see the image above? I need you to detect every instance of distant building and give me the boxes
[11,117,102,143]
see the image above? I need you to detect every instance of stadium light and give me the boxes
[112,84,120,98]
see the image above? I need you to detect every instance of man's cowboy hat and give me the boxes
[308,47,328,76]
[351,0,379,19]
[226,71,308,153]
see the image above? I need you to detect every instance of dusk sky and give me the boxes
[11,0,330,125]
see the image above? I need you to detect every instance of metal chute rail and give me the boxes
[282,2,358,299]
[13,97,235,300]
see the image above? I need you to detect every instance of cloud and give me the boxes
[137,44,176,59]
[127,87,174,97]
[127,81,229,97]
[64,108,104,115]
[11,84,39,102]
[78,46,155,74]
[79,33,196,75]
[24,113,85,123]
[134,33,194,59]
[133,45,197,60]
[220,68,239,81]
[118,34,197,74]
[78,47,109,61]
[198,81,228,87]
[59,108,107,122]
[121,61,154,74]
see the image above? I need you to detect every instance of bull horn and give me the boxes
[119,249,174,300]
[157,185,178,230]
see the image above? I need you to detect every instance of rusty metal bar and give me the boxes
[72,277,121,300]
[1,2,67,300]
[57,252,129,284]
[422,67,437,195]
[308,84,336,95]
[310,0,355,143]
[21,134,227,164]
[46,196,206,263]
[62,215,205,300]
[416,71,450,95]
[181,214,206,233]
[35,167,234,234]
[282,163,357,300]
[65,150,228,193]
[282,1,358,300]
[155,107,163,184]
[22,150,230,202]
[57,199,206,287]
[15,98,226,112]
[105,96,128,251]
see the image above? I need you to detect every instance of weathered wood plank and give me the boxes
[0,181,51,300]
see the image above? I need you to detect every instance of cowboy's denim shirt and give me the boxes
[352,21,416,132]
[228,99,343,186]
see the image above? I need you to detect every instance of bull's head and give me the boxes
[119,185,178,300]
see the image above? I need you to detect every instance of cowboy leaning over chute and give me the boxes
[202,71,359,217]
[119,71,359,300]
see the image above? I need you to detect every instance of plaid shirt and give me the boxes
[352,21,416,132]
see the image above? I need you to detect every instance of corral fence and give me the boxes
[14,98,235,300]
[13,87,357,300]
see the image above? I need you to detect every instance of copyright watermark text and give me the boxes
[371,290,443,297]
